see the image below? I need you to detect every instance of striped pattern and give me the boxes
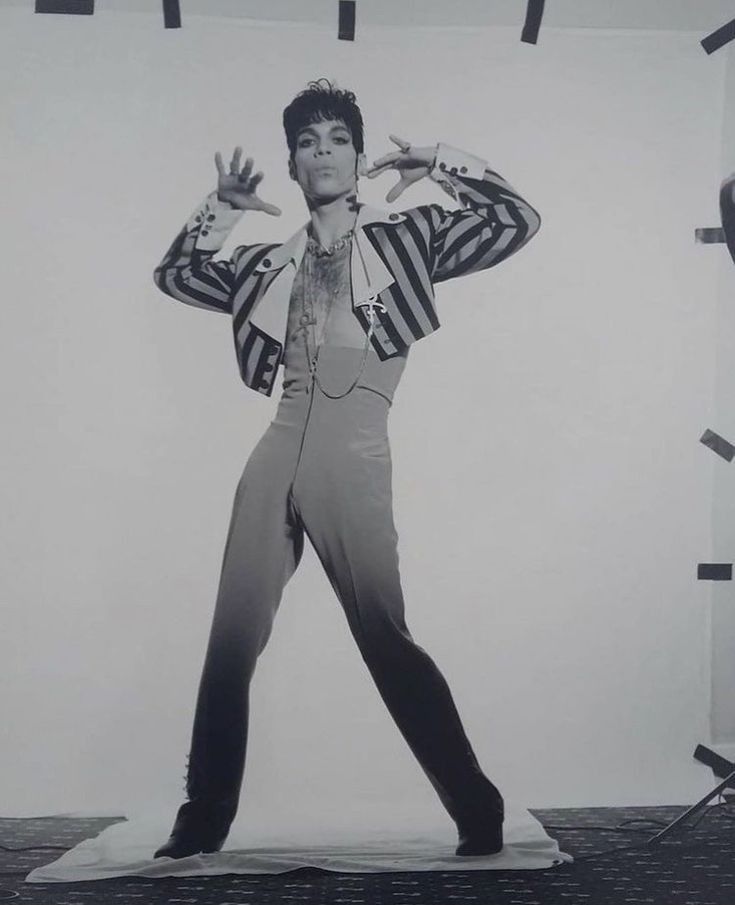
[154,227,242,314]
[239,323,281,391]
[154,166,540,395]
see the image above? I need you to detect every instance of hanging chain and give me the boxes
[302,231,382,399]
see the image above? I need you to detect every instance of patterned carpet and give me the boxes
[1,805,733,904]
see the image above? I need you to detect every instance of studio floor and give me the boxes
[1,805,733,905]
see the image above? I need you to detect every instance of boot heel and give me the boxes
[153,798,235,860]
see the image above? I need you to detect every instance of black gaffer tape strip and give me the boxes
[521,0,545,45]
[702,18,735,55]
[695,227,725,243]
[35,0,93,13]
[700,429,735,462]
[338,0,356,41]
[698,563,733,581]
[163,0,181,29]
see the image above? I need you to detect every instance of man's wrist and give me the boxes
[414,145,438,169]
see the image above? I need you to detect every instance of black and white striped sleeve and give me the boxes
[153,192,253,315]
[426,144,541,284]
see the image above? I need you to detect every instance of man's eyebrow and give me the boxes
[297,123,351,136]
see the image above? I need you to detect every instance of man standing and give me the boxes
[152,80,540,860]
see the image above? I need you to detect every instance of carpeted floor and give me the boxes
[1,805,733,905]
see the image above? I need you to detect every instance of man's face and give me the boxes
[290,117,365,201]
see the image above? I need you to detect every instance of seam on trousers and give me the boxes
[355,384,394,405]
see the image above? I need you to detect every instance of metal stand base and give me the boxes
[647,746,735,845]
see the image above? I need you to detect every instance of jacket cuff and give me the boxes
[186,191,244,251]
[430,143,487,181]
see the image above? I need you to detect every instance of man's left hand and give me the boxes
[367,135,437,203]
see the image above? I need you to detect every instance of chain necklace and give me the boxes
[301,229,379,400]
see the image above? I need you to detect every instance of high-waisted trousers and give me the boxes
[185,342,499,828]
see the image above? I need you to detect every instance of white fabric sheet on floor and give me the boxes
[26,807,571,881]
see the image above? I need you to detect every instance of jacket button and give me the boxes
[460,166,467,174]
[389,213,399,221]
[439,162,446,171]
[201,229,209,236]
[450,167,457,175]
[263,258,271,267]
[206,214,215,222]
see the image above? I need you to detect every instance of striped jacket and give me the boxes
[153,143,541,396]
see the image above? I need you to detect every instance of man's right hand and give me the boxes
[215,147,282,216]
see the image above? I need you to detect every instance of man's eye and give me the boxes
[334,137,348,144]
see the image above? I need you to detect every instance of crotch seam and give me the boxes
[286,485,301,526]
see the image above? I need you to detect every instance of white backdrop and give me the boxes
[712,46,735,753]
[0,8,724,825]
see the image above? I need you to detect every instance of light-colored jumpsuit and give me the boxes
[185,231,501,830]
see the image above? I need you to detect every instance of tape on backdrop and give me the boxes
[721,174,735,265]
[695,228,725,244]
[702,18,735,55]
[700,429,735,462]
[339,1,356,41]
[35,0,93,12]
[163,0,181,29]
[697,563,733,581]
[521,0,545,45]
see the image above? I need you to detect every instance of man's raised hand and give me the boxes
[215,147,282,216]
[366,135,437,203]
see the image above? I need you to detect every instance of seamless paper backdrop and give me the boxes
[0,9,722,823]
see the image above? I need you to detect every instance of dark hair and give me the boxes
[283,78,364,158]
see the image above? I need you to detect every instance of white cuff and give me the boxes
[186,191,244,251]
[430,144,488,183]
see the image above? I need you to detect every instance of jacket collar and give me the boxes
[256,204,406,273]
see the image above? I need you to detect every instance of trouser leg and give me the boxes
[294,414,501,826]
[185,434,304,820]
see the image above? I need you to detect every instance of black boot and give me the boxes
[454,781,504,857]
[153,798,236,860]
[455,817,503,856]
